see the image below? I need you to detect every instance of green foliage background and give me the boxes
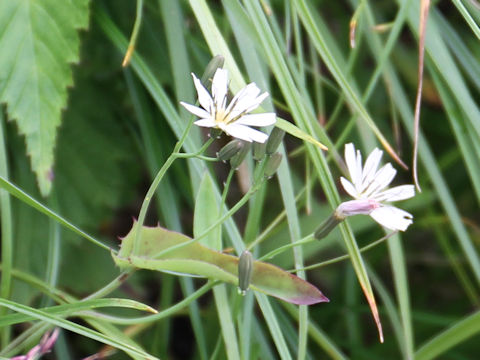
[0,0,479,359]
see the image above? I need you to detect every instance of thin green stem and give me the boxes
[82,270,134,301]
[0,112,13,347]
[258,234,315,262]
[293,231,398,272]
[134,134,214,255]
[221,169,235,208]
[148,181,265,260]
[83,281,218,325]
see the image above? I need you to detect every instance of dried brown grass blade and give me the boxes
[413,0,431,192]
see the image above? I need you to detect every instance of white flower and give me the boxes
[337,143,415,231]
[180,68,276,143]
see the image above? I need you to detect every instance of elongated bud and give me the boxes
[314,213,343,240]
[238,250,254,295]
[266,128,285,155]
[230,142,251,169]
[201,55,225,89]
[217,140,243,161]
[335,199,379,217]
[253,141,266,161]
[264,152,282,178]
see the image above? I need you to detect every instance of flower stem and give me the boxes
[133,131,214,255]
[294,231,398,272]
[82,270,133,301]
[149,180,265,260]
[221,169,235,208]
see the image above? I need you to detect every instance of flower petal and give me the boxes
[180,102,211,119]
[224,123,269,143]
[235,113,276,127]
[212,68,228,109]
[370,206,413,231]
[340,177,358,198]
[337,199,378,217]
[344,143,359,184]
[194,118,216,128]
[226,83,262,115]
[361,148,383,190]
[191,73,213,112]
[364,163,397,197]
[374,185,415,202]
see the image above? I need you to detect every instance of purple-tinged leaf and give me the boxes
[113,222,328,305]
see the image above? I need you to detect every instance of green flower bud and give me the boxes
[238,250,254,295]
[264,152,283,178]
[201,55,225,89]
[217,140,243,161]
[230,142,251,169]
[313,213,343,240]
[253,141,267,161]
[266,128,285,155]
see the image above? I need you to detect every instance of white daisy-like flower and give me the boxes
[337,143,415,231]
[180,68,276,143]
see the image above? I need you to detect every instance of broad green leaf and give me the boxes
[194,173,240,359]
[193,172,221,249]
[0,0,89,196]
[113,222,329,305]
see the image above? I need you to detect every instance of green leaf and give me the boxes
[276,118,328,151]
[113,222,329,305]
[0,0,90,196]
[415,310,480,360]
[0,298,155,359]
[194,172,221,249]
[0,298,157,327]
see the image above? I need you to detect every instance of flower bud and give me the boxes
[253,141,266,161]
[230,142,251,169]
[264,152,282,178]
[314,214,343,240]
[201,55,225,89]
[217,140,243,161]
[238,250,254,295]
[335,199,379,218]
[266,127,285,155]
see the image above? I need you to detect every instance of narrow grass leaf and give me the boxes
[415,310,480,360]
[0,299,155,359]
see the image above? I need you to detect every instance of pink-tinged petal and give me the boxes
[344,143,359,186]
[194,118,216,128]
[340,177,359,198]
[374,185,415,202]
[361,148,383,190]
[234,113,276,127]
[337,199,379,217]
[225,123,269,143]
[364,163,397,197]
[370,206,413,231]
[191,73,213,111]
[212,68,228,109]
[180,102,211,119]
